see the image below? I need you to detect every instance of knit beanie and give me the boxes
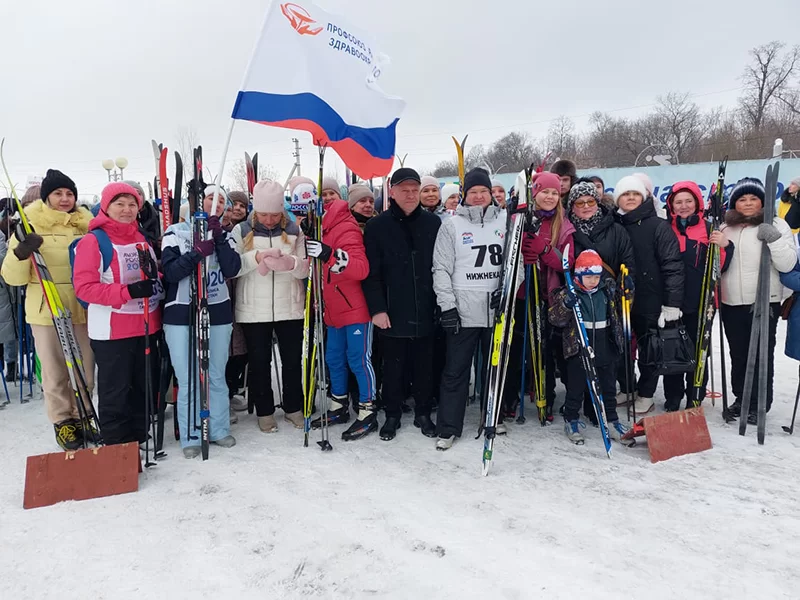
[531,172,561,197]
[729,177,766,209]
[550,159,577,180]
[122,180,146,204]
[463,168,492,199]
[420,175,440,191]
[491,178,505,191]
[613,176,648,205]
[288,176,315,198]
[40,169,77,202]
[567,181,599,210]
[203,184,232,208]
[347,184,374,209]
[441,183,460,203]
[101,182,143,212]
[228,190,249,209]
[321,177,341,198]
[574,249,603,276]
[253,180,285,213]
[292,180,318,212]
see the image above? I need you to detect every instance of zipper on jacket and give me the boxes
[412,249,419,336]
[270,236,275,322]
[335,285,353,309]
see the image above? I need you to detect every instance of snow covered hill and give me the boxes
[2,323,799,599]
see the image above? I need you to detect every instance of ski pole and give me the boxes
[783,364,800,435]
[518,269,530,424]
[272,332,283,407]
[136,244,157,466]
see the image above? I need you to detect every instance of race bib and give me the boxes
[451,213,506,291]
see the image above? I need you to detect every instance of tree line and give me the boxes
[431,41,800,177]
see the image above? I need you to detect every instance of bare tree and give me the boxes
[484,131,540,173]
[546,116,578,159]
[739,41,800,130]
[226,159,279,191]
[652,92,708,162]
[175,126,199,180]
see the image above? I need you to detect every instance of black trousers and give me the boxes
[225,353,248,399]
[563,351,618,423]
[241,320,303,416]
[721,302,780,414]
[662,311,708,409]
[381,334,433,419]
[431,325,447,403]
[632,312,661,398]
[92,335,155,446]
[437,327,492,438]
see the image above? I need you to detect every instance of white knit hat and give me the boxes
[441,183,460,202]
[420,175,440,191]
[613,176,648,205]
[632,172,654,196]
[252,180,285,213]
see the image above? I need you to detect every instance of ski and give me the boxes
[172,152,183,225]
[192,146,211,459]
[561,243,612,458]
[693,157,727,409]
[451,135,468,200]
[1,138,102,448]
[620,264,636,424]
[740,160,779,443]
[481,191,527,476]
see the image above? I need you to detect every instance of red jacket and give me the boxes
[73,211,162,341]
[520,216,575,298]
[321,200,371,328]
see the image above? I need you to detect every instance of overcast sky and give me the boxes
[1,0,795,201]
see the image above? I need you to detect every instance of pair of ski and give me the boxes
[739,160,781,444]
[0,139,102,449]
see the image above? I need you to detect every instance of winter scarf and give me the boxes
[569,204,606,237]
[724,209,764,227]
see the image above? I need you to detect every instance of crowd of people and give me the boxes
[3,161,800,457]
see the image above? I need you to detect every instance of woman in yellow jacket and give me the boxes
[1,170,95,450]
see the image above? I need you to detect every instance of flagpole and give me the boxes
[209,1,275,217]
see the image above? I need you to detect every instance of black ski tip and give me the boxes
[318,440,333,452]
[782,426,794,434]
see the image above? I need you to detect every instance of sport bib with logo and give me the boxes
[451,213,506,291]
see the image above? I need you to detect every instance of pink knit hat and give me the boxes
[531,172,561,197]
[101,182,142,212]
[253,180,285,214]
[288,176,315,197]
[420,175,440,191]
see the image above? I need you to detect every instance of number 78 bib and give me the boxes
[451,213,506,292]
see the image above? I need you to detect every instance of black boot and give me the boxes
[379,416,401,441]
[747,412,758,425]
[413,414,436,438]
[342,403,378,441]
[311,395,350,429]
[74,417,103,445]
[54,420,83,451]
[6,361,16,383]
[728,398,742,418]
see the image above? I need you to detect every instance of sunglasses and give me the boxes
[573,199,597,208]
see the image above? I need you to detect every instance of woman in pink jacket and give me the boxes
[73,182,163,446]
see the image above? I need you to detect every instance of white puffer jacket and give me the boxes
[232,219,309,323]
[721,217,796,306]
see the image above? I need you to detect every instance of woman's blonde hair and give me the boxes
[534,193,566,246]
[243,211,289,251]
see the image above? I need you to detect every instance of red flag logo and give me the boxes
[281,3,323,36]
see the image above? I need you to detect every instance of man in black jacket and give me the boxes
[362,168,442,440]
[613,175,684,415]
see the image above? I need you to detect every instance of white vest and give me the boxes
[100,242,163,313]
[450,211,506,291]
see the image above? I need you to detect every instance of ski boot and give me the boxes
[608,420,635,447]
[436,435,455,451]
[564,419,586,445]
[54,420,83,451]
[342,402,378,441]
[311,395,350,429]
[75,417,102,446]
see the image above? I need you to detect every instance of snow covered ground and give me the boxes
[2,323,800,600]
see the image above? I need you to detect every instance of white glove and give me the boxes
[658,305,682,328]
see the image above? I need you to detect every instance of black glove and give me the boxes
[490,289,502,311]
[300,216,313,237]
[127,279,156,299]
[305,239,332,262]
[207,215,224,240]
[13,232,43,260]
[564,288,578,309]
[440,308,461,335]
[622,273,635,298]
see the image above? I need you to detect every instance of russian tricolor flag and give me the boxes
[232,2,406,179]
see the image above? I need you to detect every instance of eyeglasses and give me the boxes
[573,199,597,208]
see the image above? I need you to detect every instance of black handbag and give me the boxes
[639,322,696,376]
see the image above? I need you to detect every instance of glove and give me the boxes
[127,279,156,299]
[256,248,283,263]
[207,215,224,240]
[522,233,549,264]
[489,289,502,311]
[657,305,683,328]
[564,288,578,309]
[306,239,332,262]
[300,217,313,237]
[257,261,272,276]
[440,308,461,335]
[13,232,43,260]
[622,273,635,294]
[194,238,215,258]
[757,223,781,243]
[263,255,296,273]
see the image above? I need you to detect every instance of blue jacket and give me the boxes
[779,259,800,361]
[161,222,242,326]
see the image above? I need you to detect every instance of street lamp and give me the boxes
[102,157,129,181]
